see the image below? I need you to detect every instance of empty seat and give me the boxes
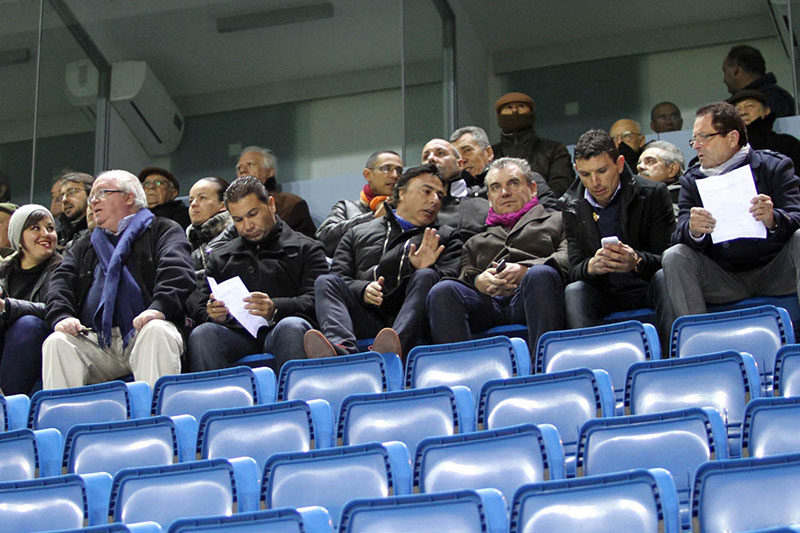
[109,458,260,528]
[29,381,151,436]
[535,321,661,414]
[152,366,275,420]
[337,385,474,457]
[576,407,727,527]
[277,352,402,420]
[197,399,333,479]
[477,368,614,476]
[262,441,411,524]
[0,428,61,481]
[742,396,800,458]
[691,453,800,532]
[339,488,508,533]
[63,415,197,477]
[413,424,564,505]
[774,344,800,397]
[51,523,162,532]
[671,305,794,394]
[0,393,30,431]
[510,468,681,533]
[167,507,332,533]
[625,351,760,457]
[405,336,531,403]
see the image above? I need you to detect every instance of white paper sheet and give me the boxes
[695,165,767,243]
[208,276,268,338]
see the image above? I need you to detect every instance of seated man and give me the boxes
[663,101,800,318]
[304,164,462,358]
[562,129,674,339]
[316,150,403,257]
[188,176,328,370]
[650,101,683,133]
[55,171,93,250]
[426,157,567,349]
[637,140,685,215]
[610,118,646,170]
[42,170,195,388]
[723,45,795,118]
[138,167,191,229]
[186,176,230,270]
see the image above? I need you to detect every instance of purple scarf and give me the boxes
[485,196,539,230]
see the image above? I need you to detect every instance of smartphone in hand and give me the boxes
[601,236,620,248]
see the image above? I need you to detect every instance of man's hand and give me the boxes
[133,309,165,331]
[750,194,776,230]
[587,242,639,275]
[364,276,385,306]
[55,317,84,336]
[244,292,276,320]
[475,266,512,296]
[689,207,716,238]
[408,228,445,270]
[495,262,528,288]
[206,294,230,324]
[373,202,387,218]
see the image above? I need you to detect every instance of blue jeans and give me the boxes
[0,315,48,395]
[426,265,565,353]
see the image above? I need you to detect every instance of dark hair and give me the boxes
[60,171,95,193]
[224,175,269,207]
[392,163,445,206]
[197,176,229,202]
[726,45,766,75]
[573,129,619,162]
[365,150,400,169]
[696,101,748,147]
[24,209,52,229]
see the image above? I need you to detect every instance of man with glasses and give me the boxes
[42,170,195,389]
[610,118,646,171]
[55,171,93,250]
[138,167,191,229]
[663,101,800,319]
[316,150,404,257]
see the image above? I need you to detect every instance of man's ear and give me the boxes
[362,168,371,183]
[667,162,681,179]
[615,155,626,173]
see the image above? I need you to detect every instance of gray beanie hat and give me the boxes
[8,204,53,251]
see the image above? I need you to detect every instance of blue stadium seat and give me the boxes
[535,321,661,414]
[63,415,197,477]
[49,523,162,532]
[670,305,794,394]
[337,385,474,457]
[509,468,681,533]
[0,393,30,431]
[339,489,508,533]
[405,336,531,403]
[167,507,332,533]
[109,458,260,528]
[277,352,402,420]
[774,344,800,397]
[577,407,727,527]
[29,381,151,436]
[0,427,61,481]
[413,424,564,505]
[477,368,614,476]
[742,396,800,458]
[625,351,760,457]
[261,441,411,524]
[152,366,275,420]
[197,399,333,481]
[691,453,800,533]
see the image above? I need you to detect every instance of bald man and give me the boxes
[610,118,646,170]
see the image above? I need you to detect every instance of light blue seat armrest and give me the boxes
[81,471,113,526]
[649,467,681,532]
[383,440,412,495]
[128,521,163,533]
[307,399,334,448]
[296,506,334,532]
[452,385,476,433]
[170,414,198,462]
[381,352,404,391]
[253,367,277,403]
[476,488,510,533]
[538,423,566,480]
[33,428,63,477]
[642,324,661,360]
[126,382,152,419]
[740,352,761,400]
[5,394,30,430]
[592,370,616,417]
[229,456,260,512]
[510,338,531,375]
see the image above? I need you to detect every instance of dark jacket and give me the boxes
[186,211,232,270]
[316,198,374,257]
[746,114,800,172]
[46,217,195,330]
[437,193,490,241]
[672,149,800,271]
[744,73,796,118]
[194,218,328,326]
[272,191,317,238]
[0,252,61,323]
[57,214,88,250]
[492,127,576,196]
[151,199,191,230]
[562,166,675,286]
[331,208,462,298]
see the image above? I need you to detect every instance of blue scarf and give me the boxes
[90,209,154,348]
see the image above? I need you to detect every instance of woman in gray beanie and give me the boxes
[0,204,61,394]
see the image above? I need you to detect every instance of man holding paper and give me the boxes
[187,176,328,370]
[663,101,800,317]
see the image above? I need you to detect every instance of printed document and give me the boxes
[695,165,766,243]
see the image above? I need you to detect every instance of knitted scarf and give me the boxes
[485,196,539,230]
[90,209,153,348]
[360,185,389,212]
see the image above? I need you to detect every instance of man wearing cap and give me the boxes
[491,91,575,197]
[0,203,17,259]
[55,171,94,250]
[138,167,191,229]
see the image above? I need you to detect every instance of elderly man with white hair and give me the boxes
[637,140,686,216]
[42,169,195,388]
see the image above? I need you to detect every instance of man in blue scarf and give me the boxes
[43,170,195,388]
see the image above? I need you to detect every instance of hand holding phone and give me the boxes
[495,259,507,273]
[601,236,620,248]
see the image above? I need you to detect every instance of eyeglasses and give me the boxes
[689,130,731,148]
[142,179,172,189]
[58,187,85,201]
[612,131,642,142]
[89,189,125,203]
[371,165,403,175]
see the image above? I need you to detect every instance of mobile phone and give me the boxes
[495,259,507,273]
[601,236,620,248]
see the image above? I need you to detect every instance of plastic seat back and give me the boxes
[51,523,162,532]
[0,474,92,531]
[262,441,411,524]
[152,366,275,419]
[405,336,530,404]
[478,368,614,476]
[671,305,794,394]
[742,396,800,458]
[691,453,800,533]
[0,427,61,481]
[338,385,474,457]
[166,507,333,533]
[414,424,564,505]
[625,351,760,457]
[510,468,681,533]
[0,393,30,431]
[775,344,800,397]
[536,321,660,413]
[339,489,508,533]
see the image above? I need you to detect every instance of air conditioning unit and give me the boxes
[110,61,184,156]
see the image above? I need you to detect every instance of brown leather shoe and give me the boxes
[303,329,338,359]
[371,327,402,359]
